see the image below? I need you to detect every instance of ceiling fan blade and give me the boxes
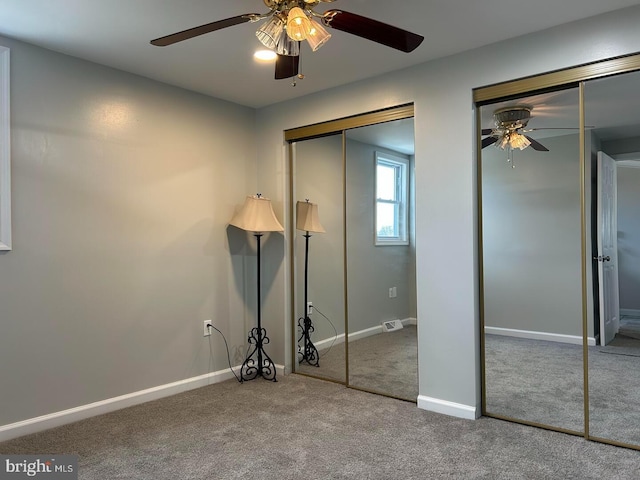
[323,10,423,52]
[150,14,256,46]
[525,136,550,152]
[525,127,581,132]
[481,128,493,135]
[275,54,299,80]
[482,137,498,148]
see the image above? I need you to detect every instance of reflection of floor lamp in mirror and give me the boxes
[296,200,325,367]
[229,194,284,382]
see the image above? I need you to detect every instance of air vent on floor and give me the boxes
[382,319,404,333]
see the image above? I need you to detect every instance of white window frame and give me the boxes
[0,46,10,251]
[374,151,409,246]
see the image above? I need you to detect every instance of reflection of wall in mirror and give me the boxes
[617,163,640,311]
[482,133,585,339]
[294,135,346,343]
[346,139,416,335]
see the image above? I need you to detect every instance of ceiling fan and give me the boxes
[481,106,551,153]
[150,0,424,81]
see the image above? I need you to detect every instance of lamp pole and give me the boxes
[298,231,320,366]
[240,232,277,382]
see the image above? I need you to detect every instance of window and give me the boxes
[0,46,10,251]
[375,151,408,245]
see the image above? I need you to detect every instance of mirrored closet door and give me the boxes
[584,70,640,448]
[288,106,418,402]
[479,87,585,434]
[345,119,417,402]
[292,133,347,384]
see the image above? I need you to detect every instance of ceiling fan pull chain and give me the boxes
[292,45,304,87]
[507,146,516,168]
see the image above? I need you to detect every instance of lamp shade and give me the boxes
[230,195,284,233]
[296,200,325,233]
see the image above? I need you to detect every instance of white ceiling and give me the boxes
[2,0,640,108]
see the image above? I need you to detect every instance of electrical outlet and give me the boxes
[203,320,212,337]
[307,302,313,315]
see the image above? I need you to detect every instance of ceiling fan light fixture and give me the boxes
[498,131,531,151]
[306,18,331,51]
[286,7,311,41]
[256,15,285,49]
[276,30,300,56]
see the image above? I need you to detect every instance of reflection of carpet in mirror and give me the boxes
[484,335,584,433]
[485,334,640,445]
[618,315,640,340]
[297,326,417,402]
[589,333,640,446]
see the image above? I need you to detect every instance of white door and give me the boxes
[597,151,620,346]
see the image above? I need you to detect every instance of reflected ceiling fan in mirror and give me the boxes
[482,106,549,151]
[481,105,584,167]
[150,0,424,82]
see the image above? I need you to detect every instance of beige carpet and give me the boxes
[2,374,640,479]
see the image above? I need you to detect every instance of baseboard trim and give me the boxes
[485,326,596,347]
[315,318,416,350]
[621,308,640,318]
[0,364,285,442]
[314,333,345,350]
[417,395,477,420]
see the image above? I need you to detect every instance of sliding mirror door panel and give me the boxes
[345,119,418,401]
[480,88,585,432]
[585,71,640,448]
[293,135,346,383]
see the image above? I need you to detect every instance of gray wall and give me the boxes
[618,164,640,311]
[482,134,583,337]
[0,36,257,426]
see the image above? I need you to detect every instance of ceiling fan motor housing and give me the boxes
[494,106,531,129]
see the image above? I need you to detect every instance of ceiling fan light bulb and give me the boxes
[256,16,284,49]
[306,18,331,51]
[511,133,531,150]
[286,7,311,41]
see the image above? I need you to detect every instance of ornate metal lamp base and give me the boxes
[241,326,277,382]
[298,316,320,367]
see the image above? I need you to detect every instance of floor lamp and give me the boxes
[229,194,284,382]
[296,200,325,366]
